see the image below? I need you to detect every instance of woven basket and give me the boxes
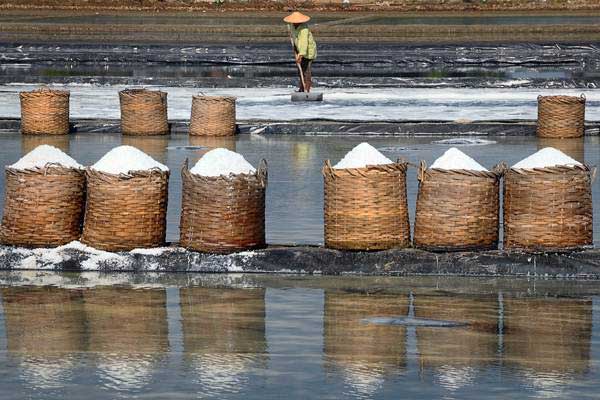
[537,94,585,138]
[21,134,70,156]
[414,162,502,251]
[189,95,236,137]
[1,165,85,247]
[20,88,70,135]
[81,168,169,251]
[119,89,169,136]
[322,161,410,251]
[180,159,267,254]
[503,164,594,251]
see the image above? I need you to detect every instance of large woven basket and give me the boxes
[189,95,236,137]
[323,161,410,251]
[537,94,586,138]
[119,89,169,136]
[81,168,169,251]
[0,165,85,247]
[180,159,267,254]
[503,164,594,251]
[20,88,70,135]
[414,161,502,251]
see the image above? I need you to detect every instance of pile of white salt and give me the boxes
[10,145,83,170]
[334,142,393,169]
[513,147,582,169]
[430,147,488,171]
[190,148,256,177]
[91,145,168,174]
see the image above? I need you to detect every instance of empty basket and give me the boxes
[189,95,236,137]
[537,95,585,138]
[322,160,410,251]
[119,89,169,136]
[81,168,169,251]
[20,88,70,135]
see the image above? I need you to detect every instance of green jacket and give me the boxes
[293,24,317,60]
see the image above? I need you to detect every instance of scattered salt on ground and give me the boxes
[91,145,168,174]
[9,145,83,170]
[430,147,488,171]
[334,142,393,169]
[129,247,173,256]
[513,147,582,169]
[190,148,256,177]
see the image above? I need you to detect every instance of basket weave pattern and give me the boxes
[189,96,236,137]
[503,165,594,251]
[81,169,169,251]
[537,95,585,138]
[414,164,501,251]
[20,88,70,135]
[180,160,267,254]
[323,161,410,251]
[1,166,85,247]
[119,89,169,136]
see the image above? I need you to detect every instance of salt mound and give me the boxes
[334,143,393,169]
[430,147,488,171]
[10,145,83,170]
[513,147,582,169]
[190,148,256,177]
[91,146,168,174]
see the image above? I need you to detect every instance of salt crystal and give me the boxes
[513,147,582,169]
[190,148,256,177]
[91,145,168,174]
[9,145,83,170]
[430,147,488,171]
[334,142,393,169]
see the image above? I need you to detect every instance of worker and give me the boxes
[284,11,317,93]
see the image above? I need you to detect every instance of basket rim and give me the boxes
[6,163,84,174]
[192,95,237,101]
[322,159,408,177]
[119,88,167,96]
[86,166,170,179]
[20,88,70,97]
[182,158,267,183]
[507,163,592,174]
[537,94,586,102]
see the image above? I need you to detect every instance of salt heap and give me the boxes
[513,147,582,170]
[9,145,83,170]
[190,148,256,177]
[430,147,488,171]
[334,142,393,169]
[91,145,168,174]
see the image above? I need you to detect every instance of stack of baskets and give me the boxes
[189,95,237,136]
[414,161,502,251]
[179,159,267,254]
[20,88,70,135]
[322,160,410,250]
[119,89,169,136]
[537,94,586,138]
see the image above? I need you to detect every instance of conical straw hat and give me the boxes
[283,12,311,24]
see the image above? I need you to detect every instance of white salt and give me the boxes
[91,145,168,174]
[333,142,393,169]
[513,147,582,169]
[190,148,256,177]
[9,145,83,170]
[430,147,488,171]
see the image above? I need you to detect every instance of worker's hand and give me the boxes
[296,54,303,63]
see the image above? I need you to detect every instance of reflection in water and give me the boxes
[537,137,585,164]
[21,134,70,156]
[180,288,267,395]
[188,136,236,164]
[121,135,170,164]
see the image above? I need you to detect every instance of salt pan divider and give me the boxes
[414,161,502,251]
[0,163,85,247]
[179,159,267,254]
[189,95,237,137]
[20,88,70,135]
[119,89,169,136]
[537,94,585,138]
[503,164,594,251]
[322,160,410,251]
[81,167,169,251]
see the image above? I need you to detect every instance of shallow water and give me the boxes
[0,273,599,399]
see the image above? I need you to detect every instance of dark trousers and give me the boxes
[298,58,313,92]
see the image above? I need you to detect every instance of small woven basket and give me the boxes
[537,94,586,138]
[81,168,169,252]
[0,165,85,247]
[503,164,594,251]
[322,160,411,251]
[180,159,267,254]
[189,95,236,137]
[414,161,502,251]
[119,89,169,136]
[20,88,70,135]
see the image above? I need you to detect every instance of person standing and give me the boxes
[284,11,317,92]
